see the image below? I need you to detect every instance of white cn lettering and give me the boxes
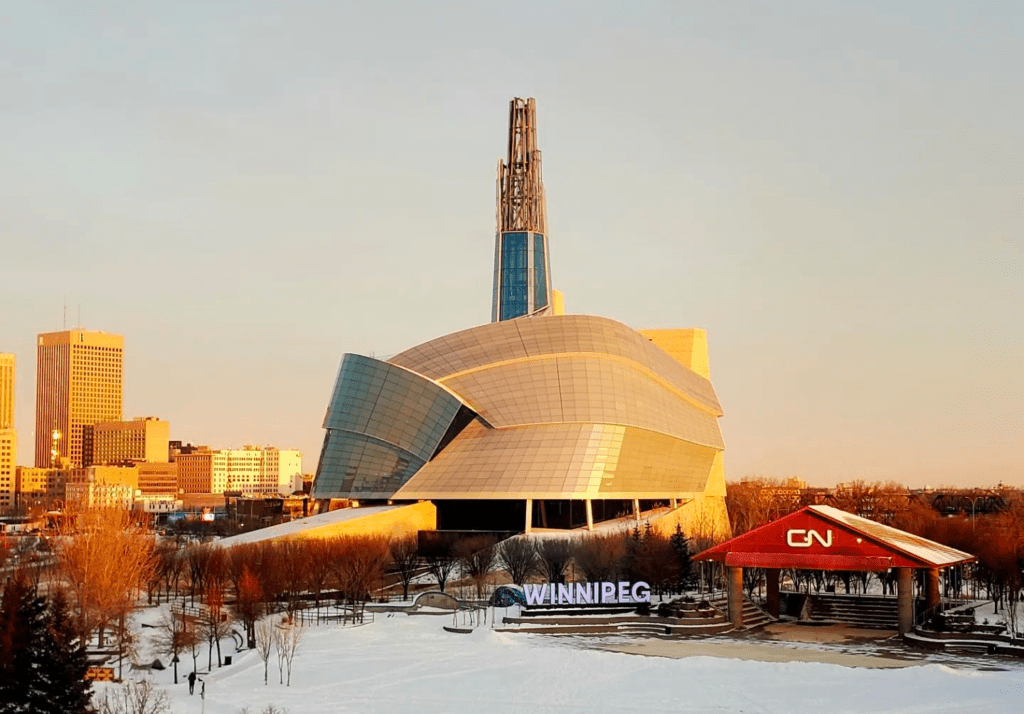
[786,529,833,548]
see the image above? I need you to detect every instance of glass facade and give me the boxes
[499,232,529,320]
[313,315,728,505]
[533,233,548,310]
[393,421,719,500]
[313,354,468,499]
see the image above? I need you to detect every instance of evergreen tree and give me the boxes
[39,590,92,714]
[0,577,92,714]
[670,523,693,589]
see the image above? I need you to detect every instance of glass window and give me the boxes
[500,232,529,320]
[533,233,548,310]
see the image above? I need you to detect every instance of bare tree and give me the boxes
[232,565,263,648]
[273,619,288,684]
[280,623,303,686]
[497,538,537,586]
[58,506,156,646]
[188,616,203,673]
[332,536,390,620]
[254,619,274,685]
[534,539,572,584]
[389,537,421,601]
[422,549,459,593]
[304,539,336,617]
[457,537,496,598]
[572,534,624,583]
[94,678,170,714]
[204,583,232,669]
[154,611,191,685]
[277,541,309,617]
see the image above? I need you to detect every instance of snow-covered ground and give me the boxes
[103,605,1024,714]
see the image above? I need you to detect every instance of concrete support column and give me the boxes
[539,500,548,528]
[632,498,641,521]
[727,566,744,629]
[524,498,533,534]
[670,498,678,509]
[765,568,780,618]
[585,499,594,531]
[925,568,941,611]
[896,567,914,635]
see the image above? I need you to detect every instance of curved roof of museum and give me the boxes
[312,314,727,502]
[390,314,722,418]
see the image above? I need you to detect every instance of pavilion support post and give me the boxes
[585,499,594,531]
[727,566,744,629]
[539,500,548,528]
[897,568,914,635]
[670,498,678,509]
[765,569,780,619]
[632,499,641,521]
[525,499,533,534]
[925,568,941,612]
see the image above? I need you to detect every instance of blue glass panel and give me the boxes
[533,233,548,309]
[500,232,529,320]
[313,353,475,499]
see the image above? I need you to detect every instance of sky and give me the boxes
[0,1,1020,488]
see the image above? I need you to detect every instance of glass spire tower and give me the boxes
[491,98,553,322]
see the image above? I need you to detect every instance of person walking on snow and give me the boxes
[188,671,196,695]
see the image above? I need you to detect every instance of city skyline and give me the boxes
[1,3,1021,488]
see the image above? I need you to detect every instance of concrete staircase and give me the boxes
[806,594,899,629]
[497,600,734,637]
[707,595,774,630]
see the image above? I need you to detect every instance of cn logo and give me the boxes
[786,529,833,548]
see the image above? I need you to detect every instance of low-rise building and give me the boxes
[84,417,170,466]
[137,462,178,496]
[66,465,138,509]
[15,467,68,511]
[176,445,301,496]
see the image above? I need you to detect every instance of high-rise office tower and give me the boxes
[35,330,124,468]
[0,354,16,508]
[491,97,553,322]
[0,353,14,429]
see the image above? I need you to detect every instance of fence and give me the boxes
[292,605,374,627]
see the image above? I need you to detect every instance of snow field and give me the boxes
[103,606,1024,714]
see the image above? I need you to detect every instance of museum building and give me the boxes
[310,99,730,538]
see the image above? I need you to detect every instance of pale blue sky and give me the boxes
[1,1,1020,487]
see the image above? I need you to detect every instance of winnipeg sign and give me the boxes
[522,581,651,606]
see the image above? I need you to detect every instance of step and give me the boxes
[521,606,637,617]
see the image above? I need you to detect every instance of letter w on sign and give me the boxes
[786,529,832,548]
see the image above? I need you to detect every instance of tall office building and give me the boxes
[0,431,14,509]
[35,330,124,468]
[0,354,17,508]
[0,353,14,429]
[491,98,553,322]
